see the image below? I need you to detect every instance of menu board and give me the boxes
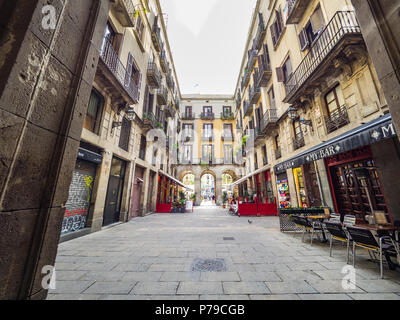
[277,179,290,208]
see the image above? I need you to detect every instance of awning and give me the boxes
[274,113,396,174]
[227,164,271,190]
[158,170,193,191]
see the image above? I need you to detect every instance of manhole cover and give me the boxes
[191,258,227,272]
[223,237,235,240]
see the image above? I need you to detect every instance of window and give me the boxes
[270,10,284,47]
[135,14,144,42]
[183,123,193,138]
[262,145,268,165]
[293,119,303,139]
[139,135,146,160]
[185,106,192,117]
[223,106,231,116]
[203,123,213,138]
[224,145,233,164]
[84,89,104,134]
[119,117,131,151]
[183,145,192,163]
[275,135,280,149]
[254,152,259,170]
[299,6,325,50]
[223,123,233,139]
[277,56,292,83]
[125,52,142,100]
[325,85,345,118]
[202,144,213,163]
[268,87,275,109]
[203,106,213,115]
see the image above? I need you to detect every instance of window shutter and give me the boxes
[143,85,149,114]
[125,52,133,88]
[114,33,123,55]
[276,67,285,82]
[270,24,277,46]
[136,72,142,102]
[276,10,283,30]
[299,29,309,51]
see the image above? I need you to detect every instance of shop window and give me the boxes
[84,89,104,134]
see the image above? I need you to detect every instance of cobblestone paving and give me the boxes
[48,206,400,300]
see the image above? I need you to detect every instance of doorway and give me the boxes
[201,173,215,205]
[103,157,126,226]
[130,165,144,219]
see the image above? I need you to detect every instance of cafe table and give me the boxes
[307,215,330,242]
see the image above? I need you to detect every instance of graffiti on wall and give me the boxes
[61,170,94,235]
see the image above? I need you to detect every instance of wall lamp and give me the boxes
[288,107,313,126]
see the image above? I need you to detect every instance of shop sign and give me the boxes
[77,147,103,164]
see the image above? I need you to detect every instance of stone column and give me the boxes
[215,177,223,205]
[194,177,201,206]
[0,0,110,299]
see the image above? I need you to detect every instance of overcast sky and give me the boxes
[159,0,257,95]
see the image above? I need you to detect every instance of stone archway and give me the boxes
[200,170,217,205]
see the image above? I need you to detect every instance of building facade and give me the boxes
[232,0,400,223]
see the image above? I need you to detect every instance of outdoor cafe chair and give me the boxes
[292,215,324,245]
[324,221,352,264]
[346,226,396,279]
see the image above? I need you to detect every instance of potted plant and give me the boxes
[222,191,228,208]
[171,202,178,213]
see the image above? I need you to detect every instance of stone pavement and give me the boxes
[47,206,400,300]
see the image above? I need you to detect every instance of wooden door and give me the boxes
[130,166,144,218]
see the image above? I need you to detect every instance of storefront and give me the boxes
[103,157,126,226]
[274,113,397,222]
[62,147,102,235]
[276,172,290,208]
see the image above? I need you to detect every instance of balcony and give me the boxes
[275,147,282,160]
[325,105,350,134]
[255,127,265,143]
[221,131,234,141]
[254,54,272,87]
[166,70,174,89]
[236,95,241,108]
[293,134,305,150]
[181,112,195,120]
[156,85,168,105]
[143,112,157,130]
[98,37,139,104]
[151,17,162,52]
[165,104,176,118]
[243,101,253,117]
[147,62,161,88]
[201,133,214,142]
[261,109,278,133]
[249,85,261,104]
[285,0,310,25]
[159,48,168,73]
[247,49,258,72]
[241,70,251,90]
[200,112,215,120]
[110,0,136,27]
[221,112,235,120]
[284,11,363,104]
[253,13,266,50]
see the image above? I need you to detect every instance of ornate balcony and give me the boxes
[201,132,214,141]
[151,16,162,52]
[325,105,350,134]
[181,112,195,120]
[147,62,161,88]
[293,134,305,150]
[143,112,156,130]
[110,0,136,27]
[255,127,265,144]
[221,112,235,120]
[243,101,253,117]
[156,85,167,105]
[253,13,266,51]
[249,85,261,104]
[261,109,278,134]
[285,0,310,25]
[247,49,258,72]
[284,11,363,104]
[200,112,215,120]
[165,103,176,118]
[166,70,174,89]
[241,70,251,90]
[254,54,272,88]
[221,131,234,141]
[98,36,139,104]
[236,95,241,108]
[159,48,168,73]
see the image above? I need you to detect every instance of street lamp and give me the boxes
[287,106,313,127]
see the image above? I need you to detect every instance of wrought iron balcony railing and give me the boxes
[254,54,272,88]
[221,112,235,120]
[249,85,261,104]
[100,37,139,103]
[285,0,309,25]
[143,111,157,128]
[243,101,253,117]
[156,85,168,105]
[247,49,258,72]
[325,105,350,134]
[166,70,174,89]
[261,109,278,133]
[221,131,234,141]
[284,11,361,103]
[201,133,214,141]
[200,112,215,120]
[160,48,168,73]
[181,112,195,120]
[293,134,305,150]
[111,0,136,27]
[147,61,161,88]
[241,70,251,90]
[165,104,176,118]
[253,13,266,50]
[151,16,162,52]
